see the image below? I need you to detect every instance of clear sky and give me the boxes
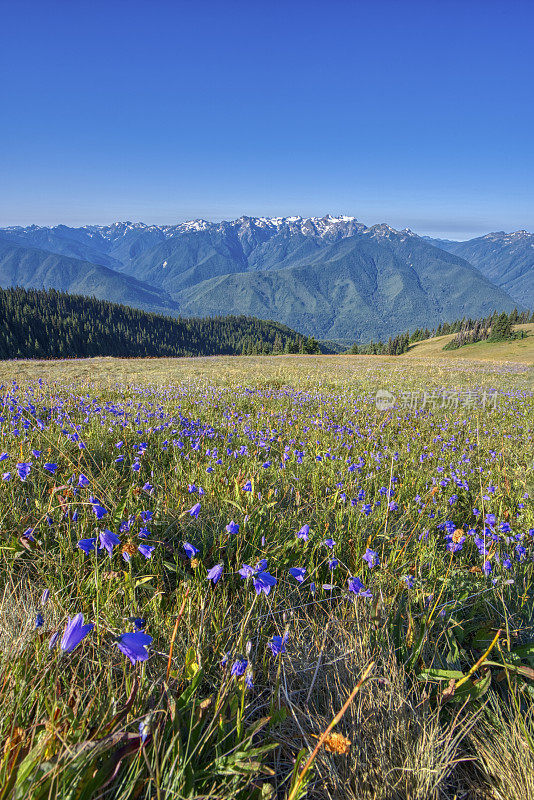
[1,0,532,239]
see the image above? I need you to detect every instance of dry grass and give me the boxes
[0,577,38,654]
[404,324,534,364]
[465,695,534,800]
[270,612,481,800]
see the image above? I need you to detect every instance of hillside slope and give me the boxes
[0,237,178,314]
[425,231,534,309]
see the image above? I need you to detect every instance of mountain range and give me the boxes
[1,215,531,345]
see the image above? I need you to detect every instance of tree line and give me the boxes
[348,308,533,355]
[442,308,532,350]
[0,287,321,359]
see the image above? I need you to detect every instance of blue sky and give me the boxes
[1,0,532,238]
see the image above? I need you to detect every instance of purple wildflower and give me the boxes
[226,520,239,535]
[77,538,97,554]
[60,613,94,653]
[99,529,120,555]
[289,567,306,583]
[16,462,32,481]
[116,631,153,664]
[207,563,224,584]
[89,497,107,519]
[252,570,277,595]
[183,541,199,558]
[297,524,310,541]
[268,632,288,656]
[363,548,380,569]
[231,658,248,677]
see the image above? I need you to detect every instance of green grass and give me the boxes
[0,353,533,799]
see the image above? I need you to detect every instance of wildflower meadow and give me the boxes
[0,354,533,800]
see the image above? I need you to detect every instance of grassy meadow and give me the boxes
[0,350,533,799]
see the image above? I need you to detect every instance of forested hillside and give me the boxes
[0,287,320,359]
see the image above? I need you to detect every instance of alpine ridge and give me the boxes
[0,216,523,344]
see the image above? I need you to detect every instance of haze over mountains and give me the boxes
[0,215,530,344]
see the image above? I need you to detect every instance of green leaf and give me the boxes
[286,747,312,800]
[418,668,465,682]
[184,646,200,680]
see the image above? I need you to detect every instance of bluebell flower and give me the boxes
[183,541,199,558]
[78,474,90,487]
[242,480,252,492]
[90,497,107,519]
[231,658,248,677]
[323,538,336,548]
[226,520,239,535]
[289,567,306,583]
[515,544,527,561]
[35,613,44,629]
[43,463,58,474]
[138,544,155,559]
[253,570,277,595]
[188,502,201,518]
[139,717,150,744]
[116,631,153,664]
[77,537,97,554]
[268,632,288,656]
[207,563,224,584]
[362,548,379,569]
[239,564,254,579]
[99,529,120,555]
[297,524,310,541]
[60,613,94,653]
[348,576,373,598]
[41,588,50,606]
[16,462,32,481]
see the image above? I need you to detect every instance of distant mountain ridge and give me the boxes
[425,230,534,310]
[0,216,526,344]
